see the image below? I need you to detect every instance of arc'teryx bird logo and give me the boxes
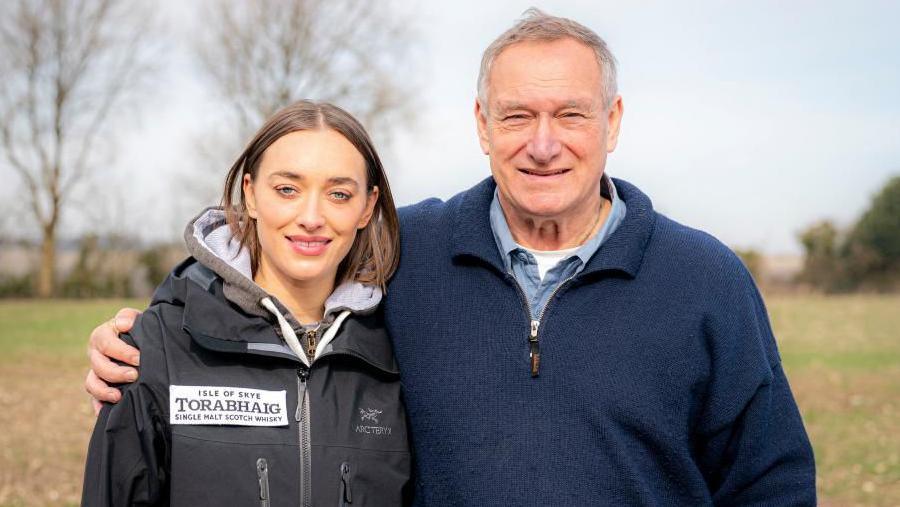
[359,408,382,424]
[355,407,391,436]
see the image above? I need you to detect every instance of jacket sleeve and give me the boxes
[82,311,170,507]
[695,259,816,506]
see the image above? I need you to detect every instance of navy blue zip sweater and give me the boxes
[384,177,815,506]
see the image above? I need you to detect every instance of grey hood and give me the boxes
[183,207,382,364]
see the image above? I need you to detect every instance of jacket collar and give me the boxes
[449,176,655,279]
[178,269,397,373]
[325,313,398,374]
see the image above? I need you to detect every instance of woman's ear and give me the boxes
[358,186,379,229]
[242,173,258,218]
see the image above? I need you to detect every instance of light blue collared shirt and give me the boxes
[489,175,627,318]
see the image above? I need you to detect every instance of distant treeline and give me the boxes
[734,176,899,293]
[0,236,184,298]
[780,175,899,293]
[795,175,900,292]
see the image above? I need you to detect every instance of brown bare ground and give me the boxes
[0,355,94,506]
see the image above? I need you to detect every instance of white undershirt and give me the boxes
[518,244,580,280]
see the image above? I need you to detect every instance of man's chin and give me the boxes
[509,196,572,220]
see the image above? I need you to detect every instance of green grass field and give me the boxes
[0,296,898,506]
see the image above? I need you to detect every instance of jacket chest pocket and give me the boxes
[307,379,411,505]
[318,450,411,507]
[169,430,300,506]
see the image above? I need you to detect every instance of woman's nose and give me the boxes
[296,196,325,231]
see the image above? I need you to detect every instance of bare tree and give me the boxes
[197,0,419,146]
[0,0,159,297]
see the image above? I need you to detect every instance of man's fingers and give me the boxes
[84,307,142,409]
[85,368,122,404]
[89,347,138,384]
[89,316,140,366]
[91,398,103,416]
[113,307,141,333]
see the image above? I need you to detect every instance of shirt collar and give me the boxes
[489,174,625,271]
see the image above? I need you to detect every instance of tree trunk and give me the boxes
[37,224,56,298]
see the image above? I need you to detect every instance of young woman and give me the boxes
[82,101,410,506]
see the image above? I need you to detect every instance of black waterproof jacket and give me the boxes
[82,259,411,506]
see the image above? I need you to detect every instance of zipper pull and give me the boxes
[295,369,309,422]
[529,320,540,377]
[305,329,318,359]
[340,462,353,504]
[256,458,270,506]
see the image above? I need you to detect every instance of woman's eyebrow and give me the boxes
[268,171,359,189]
[269,170,303,181]
[327,176,359,189]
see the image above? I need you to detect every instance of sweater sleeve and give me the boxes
[82,311,171,507]
[695,260,816,506]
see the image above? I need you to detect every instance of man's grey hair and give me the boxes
[477,8,618,112]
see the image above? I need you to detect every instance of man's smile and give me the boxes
[518,168,571,177]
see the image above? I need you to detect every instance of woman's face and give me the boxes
[243,128,378,290]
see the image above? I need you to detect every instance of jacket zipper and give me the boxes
[304,327,321,360]
[339,461,353,506]
[256,458,271,507]
[296,368,312,507]
[507,272,577,377]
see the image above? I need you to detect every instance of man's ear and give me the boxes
[605,95,624,153]
[475,98,490,155]
[358,186,379,229]
[242,173,258,218]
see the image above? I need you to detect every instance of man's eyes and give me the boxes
[498,112,588,123]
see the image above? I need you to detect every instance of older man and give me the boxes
[85,9,815,506]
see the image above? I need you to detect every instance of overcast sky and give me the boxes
[8,0,897,254]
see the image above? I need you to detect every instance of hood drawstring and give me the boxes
[260,297,310,367]
[315,310,351,359]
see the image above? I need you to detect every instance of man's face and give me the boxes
[476,38,623,223]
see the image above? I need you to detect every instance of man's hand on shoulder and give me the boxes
[85,307,142,415]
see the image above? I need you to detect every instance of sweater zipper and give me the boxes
[507,272,577,377]
[296,368,312,507]
[256,458,271,507]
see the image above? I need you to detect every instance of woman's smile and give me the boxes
[286,235,332,256]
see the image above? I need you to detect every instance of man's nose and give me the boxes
[526,115,562,164]
[296,195,325,231]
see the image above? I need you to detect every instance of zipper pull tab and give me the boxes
[256,458,270,505]
[340,462,353,503]
[305,329,318,359]
[295,369,309,422]
[529,320,540,377]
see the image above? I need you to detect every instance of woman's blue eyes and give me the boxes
[274,186,351,201]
